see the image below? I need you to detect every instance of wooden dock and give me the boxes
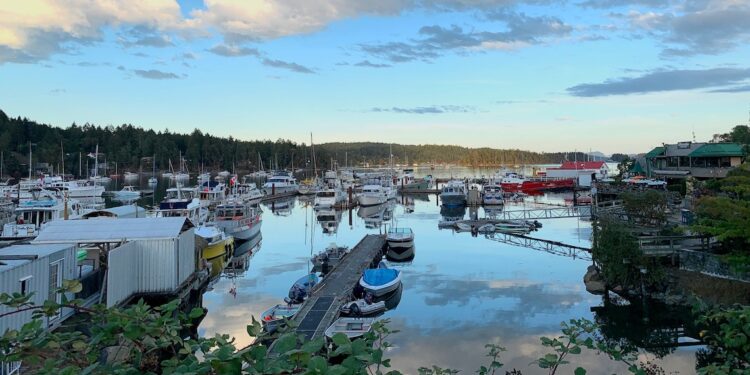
[291,234,386,340]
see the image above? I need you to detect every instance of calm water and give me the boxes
[101,174,697,374]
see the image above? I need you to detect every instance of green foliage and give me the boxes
[617,156,635,178]
[592,218,663,291]
[620,190,669,227]
[695,304,750,374]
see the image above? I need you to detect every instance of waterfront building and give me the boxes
[645,142,746,179]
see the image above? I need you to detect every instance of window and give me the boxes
[48,261,62,321]
[19,276,32,296]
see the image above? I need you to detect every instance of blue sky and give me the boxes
[1,0,749,154]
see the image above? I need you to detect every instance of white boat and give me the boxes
[440,180,467,206]
[357,185,387,207]
[161,172,174,178]
[324,317,375,340]
[262,172,299,195]
[494,220,534,233]
[198,181,226,208]
[123,172,138,180]
[482,183,504,205]
[218,170,231,178]
[233,181,264,204]
[173,172,189,181]
[478,223,496,233]
[1,190,88,240]
[112,186,141,198]
[386,227,414,249]
[311,243,349,269]
[314,187,347,208]
[153,186,206,225]
[198,172,211,181]
[339,299,386,316]
[261,304,300,333]
[45,180,105,198]
[359,261,402,297]
[214,201,262,241]
[455,222,473,231]
[148,177,158,185]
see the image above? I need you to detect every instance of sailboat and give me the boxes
[173,151,189,181]
[89,144,111,183]
[148,155,158,185]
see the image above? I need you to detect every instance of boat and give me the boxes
[494,220,535,233]
[311,243,349,269]
[386,227,414,249]
[357,184,387,207]
[218,170,231,178]
[148,177,157,185]
[397,169,431,191]
[286,273,319,304]
[198,180,226,208]
[232,180,264,204]
[478,223,496,233]
[385,244,415,262]
[1,190,87,240]
[496,170,574,193]
[44,179,105,198]
[260,304,300,333]
[198,172,211,181]
[154,186,206,225]
[440,180,467,207]
[196,224,234,262]
[262,172,299,195]
[123,172,138,180]
[112,185,141,199]
[339,299,386,316]
[482,183,504,205]
[359,261,401,297]
[324,317,375,340]
[455,222,473,231]
[214,200,262,240]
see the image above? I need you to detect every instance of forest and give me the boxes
[0,109,594,178]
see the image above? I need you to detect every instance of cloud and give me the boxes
[0,0,186,63]
[566,67,750,97]
[353,60,392,68]
[207,44,260,57]
[370,105,474,114]
[260,58,315,74]
[360,12,571,63]
[577,0,669,8]
[118,26,174,48]
[133,68,181,79]
[709,84,750,93]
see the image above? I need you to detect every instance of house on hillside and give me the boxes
[645,142,745,179]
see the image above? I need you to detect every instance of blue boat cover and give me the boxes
[363,269,399,286]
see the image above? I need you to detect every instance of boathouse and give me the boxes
[0,244,78,333]
[645,142,745,179]
[32,217,197,307]
[546,161,610,186]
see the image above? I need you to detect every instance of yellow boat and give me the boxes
[196,225,234,262]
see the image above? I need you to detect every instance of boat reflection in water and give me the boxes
[263,197,295,216]
[316,208,342,234]
[358,203,386,229]
[439,205,467,227]
[232,232,263,258]
[386,245,415,263]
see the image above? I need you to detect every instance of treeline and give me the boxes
[0,109,591,178]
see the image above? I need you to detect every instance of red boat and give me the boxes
[498,172,575,193]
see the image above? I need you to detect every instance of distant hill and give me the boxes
[0,109,591,177]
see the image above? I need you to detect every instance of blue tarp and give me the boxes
[363,269,399,286]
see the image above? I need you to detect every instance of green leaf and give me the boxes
[308,356,328,373]
[575,367,587,375]
[331,332,351,347]
[275,332,298,353]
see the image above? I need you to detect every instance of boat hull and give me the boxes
[215,216,262,241]
[440,194,466,206]
[358,194,386,207]
[501,179,574,193]
[387,238,413,249]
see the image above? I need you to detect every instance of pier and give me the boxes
[290,234,386,340]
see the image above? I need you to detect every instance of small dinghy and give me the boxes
[478,223,495,233]
[285,273,319,304]
[359,261,401,297]
[311,243,350,269]
[340,298,386,316]
[324,317,375,340]
[455,222,473,231]
[260,303,300,333]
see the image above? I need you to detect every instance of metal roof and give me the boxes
[644,147,665,158]
[0,244,74,271]
[32,217,193,244]
[689,143,745,157]
[663,142,704,157]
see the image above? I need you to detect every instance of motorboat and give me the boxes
[478,223,496,233]
[440,180,467,206]
[324,317,375,340]
[112,186,141,199]
[123,172,138,180]
[496,170,574,193]
[198,180,226,208]
[233,181,264,204]
[397,169,431,191]
[260,303,300,333]
[494,220,536,233]
[1,190,88,240]
[311,243,349,269]
[359,261,401,297]
[339,299,386,316]
[286,273,319,304]
[314,187,347,208]
[385,245,415,262]
[455,222,473,232]
[45,179,105,198]
[262,172,299,195]
[148,176,158,185]
[218,170,231,178]
[386,227,414,249]
[161,172,174,178]
[196,224,234,262]
[154,186,206,225]
[357,185,387,207]
[482,183,504,205]
[214,200,262,241]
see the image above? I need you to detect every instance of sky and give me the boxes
[1,0,749,154]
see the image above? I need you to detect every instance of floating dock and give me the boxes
[290,234,386,340]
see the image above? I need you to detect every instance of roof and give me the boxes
[664,142,704,157]
[0,244,74,272]
[554,161,607,170]
[645,147,665,158]
[689,143,746,158]
[629,161,646,174]
[32,217,193,244]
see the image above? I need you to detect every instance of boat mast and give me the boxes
[79,152,82,178]
[310,133,317,180]
[28,141,32,179]
[60,140,64,178]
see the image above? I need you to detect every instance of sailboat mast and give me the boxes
[60,140,65,177]
[28,141,32,179]
[310,133,317,179]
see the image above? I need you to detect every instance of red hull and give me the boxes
[501,179,575,193]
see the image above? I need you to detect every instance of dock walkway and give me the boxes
[292,234,386,340]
